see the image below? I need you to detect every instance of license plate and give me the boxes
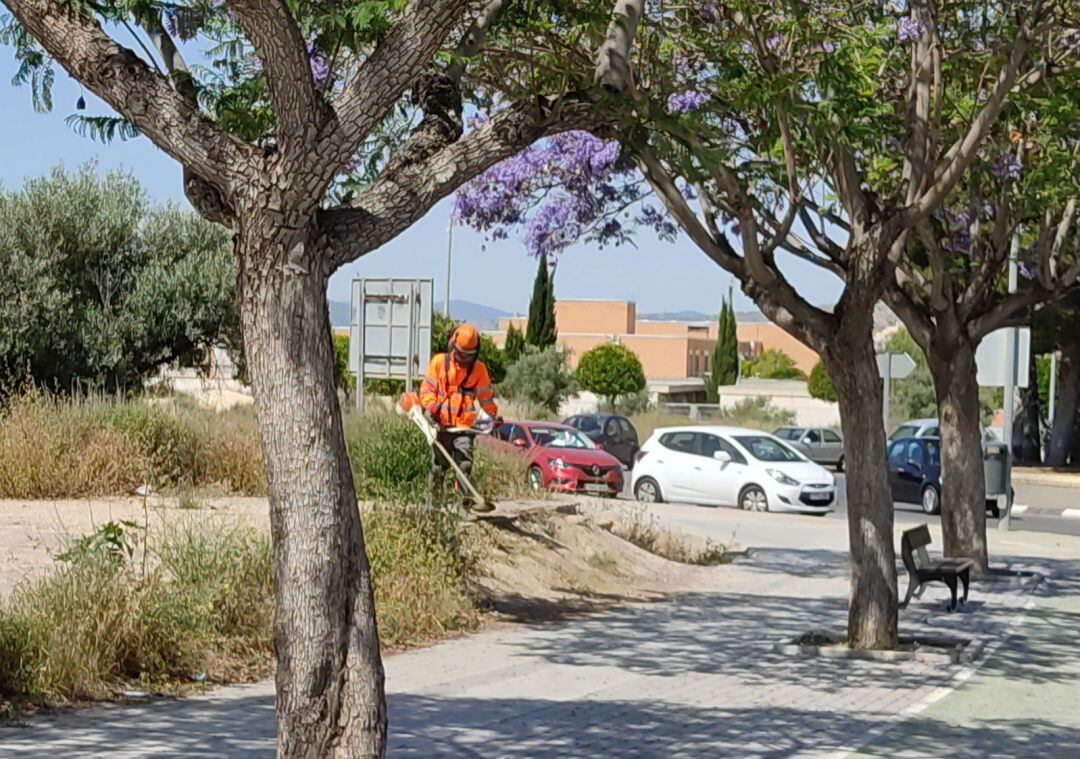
[584,483,609,493]
[806,491,831,501]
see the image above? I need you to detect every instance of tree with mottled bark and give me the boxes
[455,0,1068,648]
[0,1,646,754]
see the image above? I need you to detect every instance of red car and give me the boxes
[486,421,625,496]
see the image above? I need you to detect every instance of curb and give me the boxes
[773,631,983,666]
[1009,504,1080,519]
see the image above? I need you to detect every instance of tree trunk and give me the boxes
[822,320,898,649]
[928,338,988,573]
[1046,344,1080,467]
[239,231,386,758]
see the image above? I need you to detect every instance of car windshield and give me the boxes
[774,428,799,440]
[734,436,802,462]
[529,427,593,449]
[890,424,921,440]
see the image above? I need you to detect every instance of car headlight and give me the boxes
[547,457,568,470]
[767,469,800,487]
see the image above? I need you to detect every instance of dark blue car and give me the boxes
[887,436,942,514]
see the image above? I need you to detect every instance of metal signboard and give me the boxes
[349,277,433,408]
[976,327,1030,388]
[876,352,916,380]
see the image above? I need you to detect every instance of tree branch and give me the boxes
[594,0,645,93]
[321,0,470,178]
[228,0,323,150]
[910,8,1041,223]
[318,95,596,270]
[4,0,252,191]
[446,0,507,83]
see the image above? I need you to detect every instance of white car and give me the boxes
[631,425,837,514]
[890,418,996,442]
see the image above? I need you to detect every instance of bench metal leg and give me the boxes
[900,576,920,610]
[959,569,970,605]
[943,575,958,612]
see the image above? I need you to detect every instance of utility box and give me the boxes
[983,443,1010,497]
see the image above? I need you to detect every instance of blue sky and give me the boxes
[0,53,844,316]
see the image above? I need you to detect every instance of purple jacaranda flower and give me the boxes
[897,17,926,43]
[667,89,710,114]
[308,41,332,90]
[1019,262,1039,280]
[822,40,836,53]
[765,34,782,52]
[992,153,1022,182]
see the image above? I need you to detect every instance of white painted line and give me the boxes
[1062,508,1080,519]
[1010,504,1029,515]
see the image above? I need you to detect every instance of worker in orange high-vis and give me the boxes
[419,324,501,509]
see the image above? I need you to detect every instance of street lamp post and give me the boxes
[444,221,453,318]
[999,232,1020,531]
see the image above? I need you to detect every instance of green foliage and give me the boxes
[499,345,577,413]
[0,164,236,393]
[55,520,139,566]
[708,295,739,398]
[503,323,526,365]
[807,361,837,403]
[740,349,806,380]
[432,313,506,384]
[575,343,646,407]
[525,255,557,349]
[884,330,937,420]
[332,334,355,402]
[613,390,652,415]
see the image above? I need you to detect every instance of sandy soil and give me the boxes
[0,496,725,614]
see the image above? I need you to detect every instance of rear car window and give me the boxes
[822,430,842,443]
[575,416,601,433]
[734,436,801,462]
[660,432,698,454]
[890,424,920,440]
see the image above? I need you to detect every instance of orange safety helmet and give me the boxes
[450,324,480,365]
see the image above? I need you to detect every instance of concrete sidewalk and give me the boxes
[3,520,1073,758]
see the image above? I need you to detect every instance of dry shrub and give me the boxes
[608,505,730,566]
[0,519,274,705]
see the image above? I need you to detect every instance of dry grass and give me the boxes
[607,504,730,566]
[0,389,265,499]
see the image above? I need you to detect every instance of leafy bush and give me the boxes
[499,345,576,413]
[503,323,526,365]
[807,361,837,402]
[332,333,356,402]
[740,348,806,380]
[0,164,235,393]
[612,390,652,415]
[708,396,796,428]
[576,343,646,407]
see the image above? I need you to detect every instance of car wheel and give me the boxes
[835,456,845,473]
[987,501,1001,519]
[921,485,940,515]
[634,477,663,503]
[739,485,769,512]
[527,466,544,492]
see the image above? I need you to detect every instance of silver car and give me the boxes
[773,426,845,471]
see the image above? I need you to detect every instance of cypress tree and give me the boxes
[708,292,739,399]
[526,255,557,348]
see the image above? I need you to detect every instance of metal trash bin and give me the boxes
[983,443,1009,498]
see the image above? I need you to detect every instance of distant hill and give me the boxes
[328,298,510,329]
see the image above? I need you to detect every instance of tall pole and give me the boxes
[882,353,892,432]
[1048,351,1058,432]
[444,221,453,318]
[1000,231,1020,530]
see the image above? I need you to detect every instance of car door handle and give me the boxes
[693,466,702,471]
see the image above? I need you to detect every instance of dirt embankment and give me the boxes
[0,497,726,612]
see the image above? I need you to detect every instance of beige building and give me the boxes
[494,299,821,381]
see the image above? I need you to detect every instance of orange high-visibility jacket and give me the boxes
[419,353,498,428]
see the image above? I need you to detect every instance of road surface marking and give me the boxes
[1010,504,1029,515]
[1062,508,1080,519]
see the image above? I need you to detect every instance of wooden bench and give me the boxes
[899,525,973,612]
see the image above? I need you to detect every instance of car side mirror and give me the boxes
[713,451,732,463]
[801,437,812,445]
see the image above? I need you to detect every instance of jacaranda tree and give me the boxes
[455,0,1072,647]
[1,1,650,754]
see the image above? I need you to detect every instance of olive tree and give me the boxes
[1,1,647,753]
